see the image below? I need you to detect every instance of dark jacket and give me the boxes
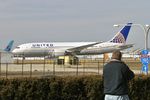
[103,59,135,95]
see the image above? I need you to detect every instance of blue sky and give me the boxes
[0,0,150,49]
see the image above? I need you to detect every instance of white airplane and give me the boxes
[12,23,133,58]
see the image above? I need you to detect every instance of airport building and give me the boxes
[58,56,79,65]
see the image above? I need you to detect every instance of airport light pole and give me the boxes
[114,23,150,50]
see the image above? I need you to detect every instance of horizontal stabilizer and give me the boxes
[118,44,134,49]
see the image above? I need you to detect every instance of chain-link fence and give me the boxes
[0,60,105,78]
[0,58,143,79]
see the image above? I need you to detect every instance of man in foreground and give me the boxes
[103,50,135,100]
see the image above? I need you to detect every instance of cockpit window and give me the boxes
[16,47,20,49]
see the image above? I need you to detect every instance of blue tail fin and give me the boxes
[4,40,14,52]
[110,23,132,43]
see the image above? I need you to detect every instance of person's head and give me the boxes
[111,50,122,60]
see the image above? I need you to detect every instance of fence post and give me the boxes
[63,56,65,75]
[53,60,55,76]
[43,58,45,76]
[76,60,78,76]
[98,61,100,75]
[0,52,1,77]
[6,63,8,79]
[30,63,32,78]
[22,59,24,77]
[0,62,1,77]
[83,57,85,75]
[103,54,105,67]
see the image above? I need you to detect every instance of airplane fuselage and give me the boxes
[13,42,94,57]
[12,42,132,57]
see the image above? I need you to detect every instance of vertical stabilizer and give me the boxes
[4,40,14,52]
[109,23,132,43]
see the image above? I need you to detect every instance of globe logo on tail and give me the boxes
[110,33,125,43]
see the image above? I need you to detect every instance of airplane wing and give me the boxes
[67,42,103,53]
